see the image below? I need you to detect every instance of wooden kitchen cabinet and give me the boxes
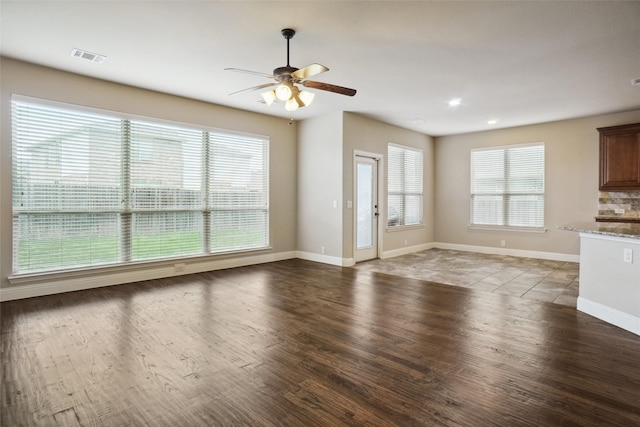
[598,123,640,190]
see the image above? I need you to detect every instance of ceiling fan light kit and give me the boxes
[226,28,356,113]
[275,84,292,101]
[261,90,277,106]
[298,90,315,106]
[285,97,299,112]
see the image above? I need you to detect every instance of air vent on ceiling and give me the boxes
[632,78,640,86]
[70,48,106,64]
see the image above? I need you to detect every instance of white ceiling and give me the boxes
[1,1,639,136]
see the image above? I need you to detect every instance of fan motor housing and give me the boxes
[273,66,299,82]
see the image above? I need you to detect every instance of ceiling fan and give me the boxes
[225,28,357,112]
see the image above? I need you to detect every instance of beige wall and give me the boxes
[297,112,344,258]
[343,113,435,258]
[0,57,298,292]
[297,112,434,264]
[434,110,640,256]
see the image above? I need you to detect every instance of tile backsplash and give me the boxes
[598,191,640,219]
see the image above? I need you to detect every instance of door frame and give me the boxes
[353,150,384,262]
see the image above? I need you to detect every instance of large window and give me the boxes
[470,143,544,229]
[387,143,423,227]
[12,98,269,274]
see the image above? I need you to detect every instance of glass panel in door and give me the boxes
[355,156,378,262]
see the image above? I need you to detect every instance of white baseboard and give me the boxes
[296,251,354,267]
[0,251,297,302]
[432,242,580,263]
[577,297,640,337]
[381,243,435,259]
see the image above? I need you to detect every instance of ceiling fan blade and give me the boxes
[302,80,357,97]
[224,68,274,79]
[229,82,277,96]
[291,63,329,80]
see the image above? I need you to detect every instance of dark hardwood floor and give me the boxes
[2,259,640,426]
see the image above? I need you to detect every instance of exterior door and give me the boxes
[354,156,379,262]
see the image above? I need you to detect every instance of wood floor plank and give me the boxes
[2,259,640,426]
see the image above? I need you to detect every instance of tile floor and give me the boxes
[352,248,580,307]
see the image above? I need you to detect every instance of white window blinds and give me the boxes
[128,120,204,260]
[209,131,269,252]
[12,98,269,274]
[470,143,545,229]
[12,102,123,272]
[387,143,423,227]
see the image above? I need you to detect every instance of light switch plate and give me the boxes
[623,248,633,264]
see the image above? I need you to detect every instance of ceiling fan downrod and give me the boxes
[281,28,295,67]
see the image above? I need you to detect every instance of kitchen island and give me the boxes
[558,222,640,336]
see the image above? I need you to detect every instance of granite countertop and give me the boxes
[558,221,640,240]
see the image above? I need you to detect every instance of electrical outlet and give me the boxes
[500,240,506,247]
[321,246,326,254]
[623,248,633,264]
[404,239,408,246]
[615,208,625,214]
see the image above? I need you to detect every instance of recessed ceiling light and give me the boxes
[408,118,425,124]
[448,98,462,107]
[487,119,498,125]
[70,48,106,64]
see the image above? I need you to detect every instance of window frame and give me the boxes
[387,142,424,230]
[11,96,270,276]
[469,142,545,232]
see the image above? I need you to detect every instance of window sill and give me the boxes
[468,224,547,233]
[386,223,425,233]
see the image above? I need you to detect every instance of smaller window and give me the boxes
[470,143,545,230]
[387,143,423,228]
